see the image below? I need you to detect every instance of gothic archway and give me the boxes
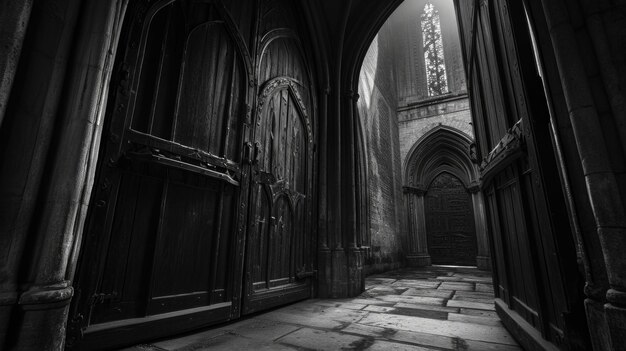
[403,126,490,268]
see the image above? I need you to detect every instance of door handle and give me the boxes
[295,266,317,280]
[244,142,254,164]
[253,141,262,164]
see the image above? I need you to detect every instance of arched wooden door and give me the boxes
[243,78,314,314]
[425,172,477,266]
[68,0,317,348]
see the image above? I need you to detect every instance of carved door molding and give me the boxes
[243,77,314,314]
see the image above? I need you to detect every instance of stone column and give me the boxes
[317,87,332,298]
[324,0,352,299]
[0,0,78,347]
[0,0,33,128]
[13,1,128,349]
[469,184,490,270]
[404,186,431,266]
[540,1,626,349]
[344,90,363,296]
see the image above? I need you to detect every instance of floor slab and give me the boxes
[122,266,522,351]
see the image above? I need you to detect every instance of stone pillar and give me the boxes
[0,0,33,128]
[327,76,347,299]
[323,0,352,299]
[317,87,332,298]
[0,1,77,347]
[469,184,490,270]
[344,90,363,296]
[12,1,128,349]
[403,186,431,266]
[540,1,626,349]
[328,81,347,298]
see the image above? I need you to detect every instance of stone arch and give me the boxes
[403,126,490,269]
[404,125,476,188]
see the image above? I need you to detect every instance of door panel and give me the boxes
[174,22,245,158]
[68,1,252,348]
[147,176,236,314]
[425,173,477,266]
[455,0,586,348]
[243,79,313,314]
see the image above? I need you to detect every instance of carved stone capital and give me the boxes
[467,182,481,193]
[403,185,426,195]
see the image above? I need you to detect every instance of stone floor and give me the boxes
[123,266,522,350]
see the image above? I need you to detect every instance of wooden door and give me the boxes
[240,1,317,314]
[425,173,477,266]
[243,78,314,314]
[67,1,253,349]
[69,0,318,348]
[455,0,588,348]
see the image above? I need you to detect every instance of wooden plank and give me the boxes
[150,3,184,140]
[78,303,232,351]
[131,6,169,133]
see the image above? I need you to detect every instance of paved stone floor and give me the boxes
[124,266,522,350]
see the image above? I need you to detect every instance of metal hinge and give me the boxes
[89,291,118,306]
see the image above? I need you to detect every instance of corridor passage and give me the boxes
[124,267,521,351]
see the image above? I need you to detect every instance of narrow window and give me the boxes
[421,3,448,96]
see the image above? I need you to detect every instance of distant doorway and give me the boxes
[425,172,477,266]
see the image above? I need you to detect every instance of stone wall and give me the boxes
[390,0,466,105]
[398,95,473,172]
[357,0,474,275]
[357,28,406,275]
[388,0,473,171]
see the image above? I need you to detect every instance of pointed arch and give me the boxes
[404,126,477,190]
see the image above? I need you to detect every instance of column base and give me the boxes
[317,248,332,298]
[330,248,348,298]
[347,248,363,297]
[605,302,626,350]
[476,255,491,270]
[584,298,611,350]
[318,248,361,298]
[13,285,73,350]
[406,254,431,267]
[0,291,18,348]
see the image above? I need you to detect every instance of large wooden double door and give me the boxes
[68,1,315,349]
[425,173,477,266]
[455,0,587,348]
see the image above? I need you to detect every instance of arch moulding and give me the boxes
[403,126,490,269]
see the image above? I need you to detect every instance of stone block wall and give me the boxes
[384,0,473,175]
[398,95,473,170]
[358,29,406,275]
[389,0,466,105]
[357,0,474,275]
